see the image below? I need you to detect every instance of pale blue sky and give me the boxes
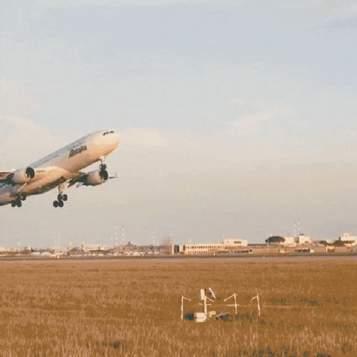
[1,0,357,247]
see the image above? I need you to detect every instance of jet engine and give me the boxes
[11,167,35,184]
[83,169,109,186]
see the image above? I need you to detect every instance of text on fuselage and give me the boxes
[69,145,88,158]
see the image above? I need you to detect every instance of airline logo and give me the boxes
[69,145,88,158]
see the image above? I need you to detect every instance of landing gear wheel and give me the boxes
[11,197,23,207]
[53,200,59,208]
[58,200,64,208]
[57,193,68,202]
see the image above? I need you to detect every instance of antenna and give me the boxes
[200,289,209,316]
[250,289,261,318]
[181,296,191,321]
[207,288,217,300]
[224,293,239,315]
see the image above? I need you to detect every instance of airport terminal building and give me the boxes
[182,239,249,256]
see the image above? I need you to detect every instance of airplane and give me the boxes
[0,129,120,208]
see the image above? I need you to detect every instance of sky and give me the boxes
[1,0,357,247]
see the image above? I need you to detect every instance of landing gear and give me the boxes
[61,194,68,202]
[11,197,23,208]
[53,193,68,208]
[53,199,64,208]
[99,157,108,174]
[99,160,109,181]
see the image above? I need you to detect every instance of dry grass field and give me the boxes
[0,257,356,356]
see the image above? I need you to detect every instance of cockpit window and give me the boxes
[103,130,115,136]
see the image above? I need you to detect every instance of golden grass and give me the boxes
[0,257,356,356]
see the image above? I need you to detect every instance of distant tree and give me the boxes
[266,236,285,244]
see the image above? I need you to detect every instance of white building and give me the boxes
[266,234,313,247]
[295,234,312,245]
[223,239,248,247]
[183,238,249,256]
[339,233,357,246]
[283,236,296,246]
[81,243,106,252]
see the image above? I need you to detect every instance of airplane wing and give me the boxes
[0,171,13,183]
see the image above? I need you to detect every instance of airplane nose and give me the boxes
[106,132,119,152]
[112,132,120,148]
[94,130,120,154]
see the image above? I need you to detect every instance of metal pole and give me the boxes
[181,296,191,321]
[204,295,208,316]
[257,293,261,318]
[181,296,184,321]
